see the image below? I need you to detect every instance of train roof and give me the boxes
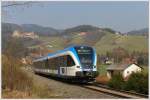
[33,45,94,62]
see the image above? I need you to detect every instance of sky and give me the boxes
[2,1,149,33]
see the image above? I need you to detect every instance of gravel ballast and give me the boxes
[24,67,120,98]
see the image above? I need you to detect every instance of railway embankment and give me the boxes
[22,66,119,98]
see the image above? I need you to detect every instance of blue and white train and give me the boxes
[33,45,99,82]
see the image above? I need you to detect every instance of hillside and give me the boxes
[21,24,59,36]
[94,34,148,55]
[2,23,60,36]
[127,28,148,36]
[63,31,106,47]
[36,32,148,56]
[2,23,148,56]
[62,25,100,34]
[61,25,115,47]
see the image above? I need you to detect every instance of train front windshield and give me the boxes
[75,46,93,68]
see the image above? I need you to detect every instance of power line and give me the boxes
[2,2,35,8]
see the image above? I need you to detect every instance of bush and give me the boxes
[108,72,148,95]
[124,73,148,94]
[108,74,124,90]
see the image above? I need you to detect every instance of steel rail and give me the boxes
[92,82,148,98]
[81,83,148,99]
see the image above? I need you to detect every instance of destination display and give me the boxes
[75,46,93,67]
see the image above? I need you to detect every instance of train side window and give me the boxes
[48,58,52,68]
[45,59,48,68]
[40,61,44,68]
[51,58,55,69]
[67,55,75,66]
[37,61,40,68]
[37,61,42,68]
[48,57,58,70]
[34,62,38,68]
[55,57,59,67]
[59,56,64,66]
[36,62,39,68]
[61,55,67,67]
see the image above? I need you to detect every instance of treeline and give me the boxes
[97,47,148,66]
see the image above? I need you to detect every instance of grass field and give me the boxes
[38,36,64,52]
[94,34,148,55]
[36,33,148,55]
[70,35,85,45]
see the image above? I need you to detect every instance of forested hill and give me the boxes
[2,22,148,55]
[127,28,148,36]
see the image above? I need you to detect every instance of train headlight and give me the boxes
[77,66,80,68]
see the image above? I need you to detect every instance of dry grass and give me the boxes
[2,55,61,98]
[2,89,32,99]
[2,55,33,98]
[95,34,148,55]
[96,75,110,85]
[32,84,62,98]
[2,55,33,91]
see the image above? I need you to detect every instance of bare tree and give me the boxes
[2,1,44,19]
[2,1,35,8]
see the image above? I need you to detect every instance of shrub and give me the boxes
[107,72,148,95]
[108,74,124,90]
[124,72,148,94]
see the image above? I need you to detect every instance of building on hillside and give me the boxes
[23,32,39,39]
[105,60,113,65]
[12,30,39,39]
[115,32,120,35]
[115,31,122,35]
[104,57,114,65]
[78,32,87,36]
[106,64,142,80]
[12,30,21,37]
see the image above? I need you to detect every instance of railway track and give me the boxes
[25,66,148,99]
[81,82,148,99]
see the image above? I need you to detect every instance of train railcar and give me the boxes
[33,45,99,82]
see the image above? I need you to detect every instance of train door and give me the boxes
[60,67,67,76]
[59,55,67,76]
[66,55,76,76]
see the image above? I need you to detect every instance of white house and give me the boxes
[12,30,21,37]
[106,64,142,79]
[12,30,39,39]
